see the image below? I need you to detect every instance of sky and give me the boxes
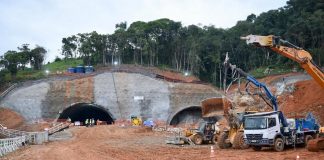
[0,0,288,63]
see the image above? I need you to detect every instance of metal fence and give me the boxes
[0,136,27,156]
[0,83,18,101]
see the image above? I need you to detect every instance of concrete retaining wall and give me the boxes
[0,72,222,123]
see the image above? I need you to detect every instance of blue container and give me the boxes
[75,66,85,73]
[85,66,94,73]
[67,67,76,73]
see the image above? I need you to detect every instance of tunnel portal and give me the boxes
[58,103,114,124]
[170,106,202,125]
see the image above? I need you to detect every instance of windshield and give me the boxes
[245,117,267,130]
[198,122,206,132]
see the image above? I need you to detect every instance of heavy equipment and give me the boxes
[187,120,220,145]
[241,34,324,151]
[244,111,319,151]
[307,127,324,152]
[200,54,279,149]
[240,35,324,88]
[165,119,219,145]
[131,116,142,126]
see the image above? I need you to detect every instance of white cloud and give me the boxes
[0,0,287,62]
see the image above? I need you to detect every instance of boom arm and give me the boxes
[224,55,278,111]
[241,35,324,88]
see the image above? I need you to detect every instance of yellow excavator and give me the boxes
[241,35,324,152]
[201,97,251,149]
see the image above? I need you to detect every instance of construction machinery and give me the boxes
[201,96,249,149]
[244,111,319,151]
[200,54,279,149]
[131,116,142,126]
[165,119,219,145]
[241,35,324,151]
[307,127,324,152]
[187,120,220,145]
[240,35,324,89]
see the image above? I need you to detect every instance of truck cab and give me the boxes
[244,111,281,150]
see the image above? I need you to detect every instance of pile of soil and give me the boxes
[0,107,24,129]
[279,80,324,125]
[0,107,50,131]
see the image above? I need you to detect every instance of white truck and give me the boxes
[244,111,319,151]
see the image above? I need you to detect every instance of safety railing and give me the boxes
[48,122,70,135]
[0,136,27,157]
[0,123,51,157]
[0,83,18,100]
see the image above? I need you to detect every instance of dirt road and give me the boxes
[2,125,323,160]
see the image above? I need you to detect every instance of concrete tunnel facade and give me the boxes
[0,72,222,125]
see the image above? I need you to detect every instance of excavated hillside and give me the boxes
[279,79,324,125]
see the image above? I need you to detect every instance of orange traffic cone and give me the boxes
[210,146,216,159]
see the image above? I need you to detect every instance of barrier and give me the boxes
[48,122,70,135]
[0,136,27,156]
[0,123,52,157]
[0,83,18,101]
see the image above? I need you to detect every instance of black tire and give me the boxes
[218,132,232,149]
[233,132,249,149]
[212,134,217,144]
[193,134,203,145]
[304,135,313,147]
[273,137,285,152]
[252,146,262,151]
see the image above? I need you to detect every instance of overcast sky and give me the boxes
[0,0,287,62]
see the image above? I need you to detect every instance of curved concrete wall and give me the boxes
[0,72,222,123]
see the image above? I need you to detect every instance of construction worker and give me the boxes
[85,119,89,127]
[91,118,95,126]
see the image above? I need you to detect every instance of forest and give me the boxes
[1,0,323,86]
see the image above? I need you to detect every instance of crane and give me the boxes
[240,35,324,88]
[241,35,324,152]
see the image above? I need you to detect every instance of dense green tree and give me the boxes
[58,0,323,86]
[30,46,47,70]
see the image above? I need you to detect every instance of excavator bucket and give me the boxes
[307,138,324,152]
[201,97,232,118]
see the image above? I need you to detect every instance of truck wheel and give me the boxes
[252,146,262,151]
[273,137,284,152]
[233,132,249,149]
[193,134,203,145]
[218,132,232,149]
[304,135,313,147]
[212,134,217,144]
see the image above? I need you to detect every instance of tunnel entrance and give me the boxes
[58,103,114,125]
[169,106,203,126]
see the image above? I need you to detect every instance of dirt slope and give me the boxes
[279,80,324,125]
[0,107,24,129]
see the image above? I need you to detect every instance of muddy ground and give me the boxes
[1,125,324,160]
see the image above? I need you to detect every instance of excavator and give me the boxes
[201,53,279,149]
[240,35,324,88]
[241,35,324,152]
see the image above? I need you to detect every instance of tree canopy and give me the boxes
[2,0,323,86]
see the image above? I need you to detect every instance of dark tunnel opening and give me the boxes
[58,103,114,125]
[170,106,203,126]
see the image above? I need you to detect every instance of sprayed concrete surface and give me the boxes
[0,72,221,123]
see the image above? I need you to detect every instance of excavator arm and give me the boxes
[241,35,324,88]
